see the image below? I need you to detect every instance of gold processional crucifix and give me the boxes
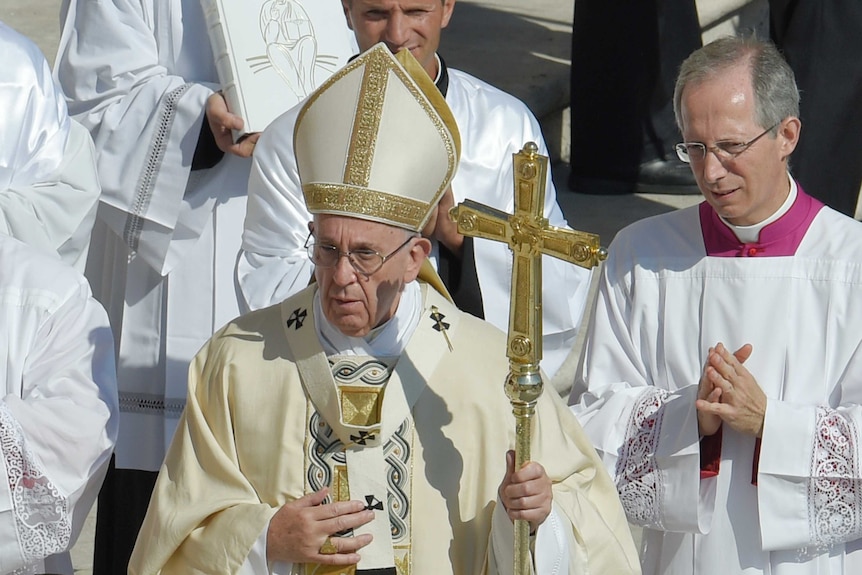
[448,142,607,574]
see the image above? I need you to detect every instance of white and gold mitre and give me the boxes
[293,42,461,232]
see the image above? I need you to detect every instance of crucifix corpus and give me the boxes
[448,141,607,574]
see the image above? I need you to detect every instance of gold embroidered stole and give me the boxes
[281,284,458,575]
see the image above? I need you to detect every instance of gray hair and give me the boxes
[673,36,799,134]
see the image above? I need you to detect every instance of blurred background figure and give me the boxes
[769,0,862,217]
[53,1,355,572]
[568,0,702,195]
[0,20,117,575]
[0,20,100,270]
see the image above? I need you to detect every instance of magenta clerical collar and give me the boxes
[699,183,824,257]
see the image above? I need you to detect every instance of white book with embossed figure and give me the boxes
[200,0,357,138]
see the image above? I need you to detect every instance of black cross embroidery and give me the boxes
[350,431,376,445]
[430,305,454,351]
[287,308,308,330]
[429,308,450,332]
[364,495,384,511]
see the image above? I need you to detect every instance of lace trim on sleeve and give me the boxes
[0,403,71,565]
[616,387,671,528]
[808,406,862,547]
[123,82,193,252]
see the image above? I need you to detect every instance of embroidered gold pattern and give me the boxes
[304,356,413,575]
[296,45,457,231]
[340,386,384,427]
[395,548,411,575]
[305,184,427,228]
[345,54,387,187]
[333,465,350,503]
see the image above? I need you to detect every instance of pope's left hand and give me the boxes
[498,450,553,534]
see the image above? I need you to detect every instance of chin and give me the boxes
[334,322,371,338]
[325,310,369,337]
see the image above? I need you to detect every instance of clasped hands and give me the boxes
[696,342,767,437]
[266,453,553,565]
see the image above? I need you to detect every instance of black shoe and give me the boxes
[635,158,700,195]
[568,158,701,195]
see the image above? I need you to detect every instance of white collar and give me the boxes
[432,53,442,84]
[722,172,797,243]
[314,281,422,357]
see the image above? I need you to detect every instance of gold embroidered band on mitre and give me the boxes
[293,42,460,233]
[303,184,428,230]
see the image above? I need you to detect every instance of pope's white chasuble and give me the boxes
[302,357,410,574]
[285,283,455,574]
[130,282,640,575]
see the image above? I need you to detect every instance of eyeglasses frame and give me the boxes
[304,231,418,278]
[675,122,782,164]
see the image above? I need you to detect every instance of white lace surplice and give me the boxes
[0,236,117,574]
[573,204,862,574]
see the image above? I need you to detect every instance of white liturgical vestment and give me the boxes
[129,282,640,575]
[0,22,100,273]
[0,233,117,574]
[54,0,356,471]
[240,62,592,379]
[572,185,862,574]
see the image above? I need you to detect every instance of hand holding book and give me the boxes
[206,92,260,158]
[201,0,357,141]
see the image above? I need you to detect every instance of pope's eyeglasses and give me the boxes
[304,232,417,277]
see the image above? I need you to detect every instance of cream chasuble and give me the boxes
[130,281,639,574]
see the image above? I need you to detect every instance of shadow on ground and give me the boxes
[552,162,703,244]
[442,2,572,118]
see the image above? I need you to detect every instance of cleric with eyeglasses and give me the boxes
[569,36,862,575]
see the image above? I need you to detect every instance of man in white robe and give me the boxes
[129,44,638,575]
[0,231,117,574]
[0,21,100,272]
[53,1,356,571]
[239,0,592,383]
[571,36,862,574]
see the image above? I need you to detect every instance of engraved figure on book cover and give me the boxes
[256,0,343,101]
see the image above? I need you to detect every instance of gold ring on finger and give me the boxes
[319,536,338,555]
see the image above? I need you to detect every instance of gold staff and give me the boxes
[449,142,606,574]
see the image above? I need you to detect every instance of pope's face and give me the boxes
[312,215,429,337]
[342,0,455,79]
[679,62,800,226]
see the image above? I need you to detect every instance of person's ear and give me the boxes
[341,1,355,31]
[403,237,432,282]
[778,116,801,160]
[441,0,456,29]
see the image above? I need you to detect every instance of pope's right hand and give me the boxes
[266,488,374,565]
